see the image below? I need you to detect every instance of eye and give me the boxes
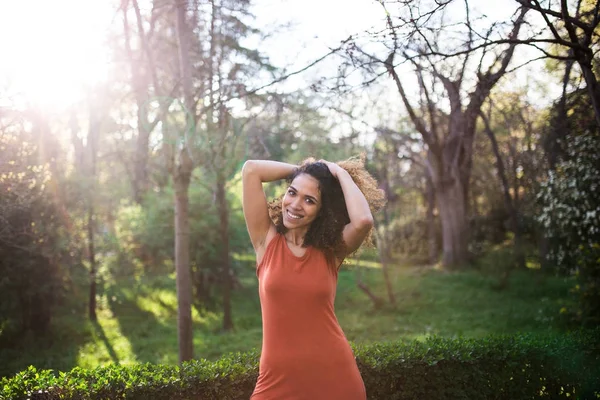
[305,198,314,204]
[287,189,296,196]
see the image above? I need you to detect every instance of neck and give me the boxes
[284,227,308,246]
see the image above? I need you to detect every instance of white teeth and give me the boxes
[287,210,302,219]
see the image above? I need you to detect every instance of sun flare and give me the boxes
[0,0,113,109]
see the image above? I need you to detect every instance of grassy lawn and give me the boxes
[0,256,573,378]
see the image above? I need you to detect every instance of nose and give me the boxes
[290,197,302,210]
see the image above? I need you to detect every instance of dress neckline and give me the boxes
[282,234,311,261]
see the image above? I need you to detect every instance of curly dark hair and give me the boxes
[268,155,386,267]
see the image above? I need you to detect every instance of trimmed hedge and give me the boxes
[2,330,599,400]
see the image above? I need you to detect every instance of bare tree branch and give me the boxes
[242,38,351,97]
[515,0,593,32]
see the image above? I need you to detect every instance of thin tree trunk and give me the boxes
[377,206,396,306]
[122,0,151,203]
[425,173,438,264]
[354,255,384,308]
[579,61,600,128]
[216,175,234,331]
[380,250,396,306]
[88,204,97,322]
[176,0,195,114]
[549,56,575,169]
[508,140,525,270]
[70,112,84,172]
[87,104,99,322]
[208,0,235,332]
[481,112,525,279]
[357,280,384,308]
[195,267,211,306]
[174,174,194,362]
[174,0,195,364]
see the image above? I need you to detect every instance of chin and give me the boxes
[282,218,298,230]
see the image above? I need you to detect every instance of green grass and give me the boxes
[0,255,574,378]
[338,266,570,342]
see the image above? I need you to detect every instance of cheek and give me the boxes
[309,205,322,219]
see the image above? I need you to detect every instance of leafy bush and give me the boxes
[537,134,600,326]
[0,130,68,341]
[110,170,249,309]
[386,218,438,264]
[2,330,598,400]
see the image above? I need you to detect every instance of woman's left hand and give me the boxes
[320,159,344,178]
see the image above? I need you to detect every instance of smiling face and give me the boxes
[281,173,323,231]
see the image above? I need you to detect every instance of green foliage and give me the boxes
[537,133,600,326]
[2,330,598,400]
[469,208,510,252]
[356,330,600,400]
[110,172,249,308]
[543,88,597,168]
[0,261,573,379]
[387,218,439,264]
[0,130,68,341]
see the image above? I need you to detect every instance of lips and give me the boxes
[286,210,303,220]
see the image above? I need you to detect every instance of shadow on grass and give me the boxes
[91,320,119,364]
[105,283,178,365]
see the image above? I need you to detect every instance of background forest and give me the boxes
[0,0,599,382]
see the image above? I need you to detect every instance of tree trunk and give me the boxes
[175,0,195,115]
[133,107,150,203]
[174,173,194,362]
[195,267,210,306]
[435,177,469,269]
[377,206,396,306]
[380,245,396,306]
[507,141,525,270]
[69,111,84,172]
[122,0,151,203]
[357,280,385,309]
[481,112,525,279]
[425,173,438,264]
[87,204,97,322]
[174,0,196,364]
[579,60,600,129]
[216,175,234,332]
[384,9,526,271]
[87,103,99,322]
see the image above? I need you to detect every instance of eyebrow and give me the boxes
[289,185,319,203]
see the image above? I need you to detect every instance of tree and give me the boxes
[120,0,177,204]
[85,91,101,321]
[343,1,528,268]
[514,0,600,126]
[168,0,276,357]
[171,0,196,363]
[479,101,526,280]
[371,137,398,307]
[0,106,66,339]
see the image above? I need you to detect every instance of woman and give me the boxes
[242,157,385,400]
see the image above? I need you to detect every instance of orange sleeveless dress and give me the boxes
[250,233,366,400]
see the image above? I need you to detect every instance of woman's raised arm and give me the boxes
[241,160,297,251]
[322,161,374,256]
